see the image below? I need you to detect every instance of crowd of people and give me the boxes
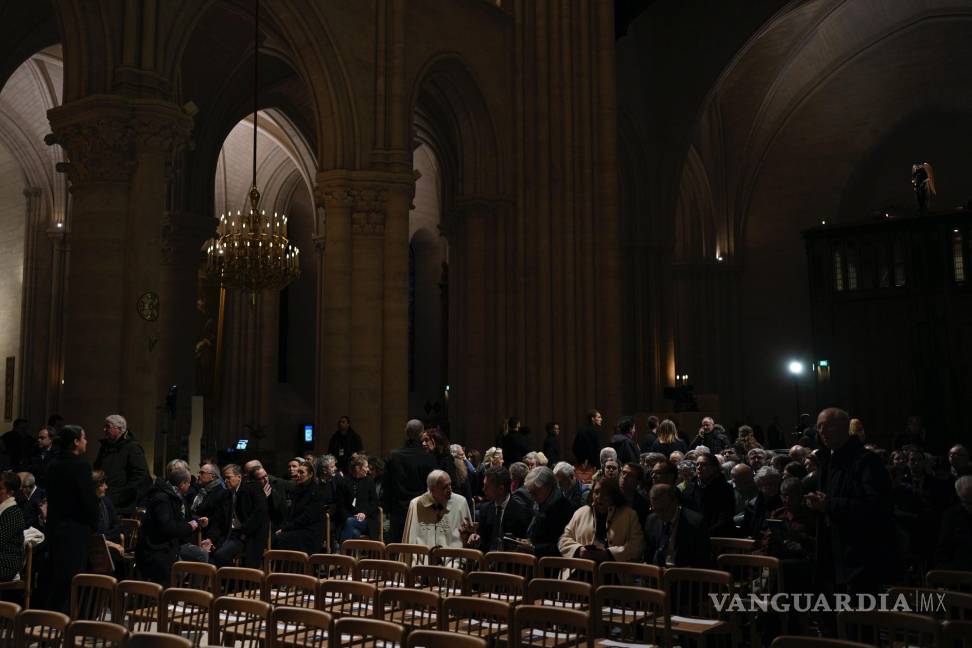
[0,407,969,638]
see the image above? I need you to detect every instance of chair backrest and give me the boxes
[513,604,590,648]
[310,553,357,580]
[342,539,386,560]
[407,629,487,648]
[318,580,378,618]
[595,585,670,647]
[770,637,873,648]
[598,561,664,589]
[888,587,972,621]
[537,557,597,585]
[119,518,140,552]
[710,536,755,557]
[14,609,70,648]
[113,579,163,632]
[160,587,213,647]
[70,573,117,621]
[378,587,441,630]
[357,559,410,588]
[664,567,732,620]
[0,600,20,645]
[264,549,310,574]
[928,570,972,595]
[525,579,592,610]
[210,596,271,648]
[65,620,129,647]
[467,571,526,603]
[265,572,318,608]
[170,560,218,593]
[333,617,405,648]
[485,551,536,580]
[716,553,783,596]
[430,547,483,573]
[941,620,972,648]
[838,610,941,647]
[129,632,193,648]
[442,596,512,640]
[386,543,431,567]
[268,606,332,648]
[217,566,266,599]
[411,565,465,596]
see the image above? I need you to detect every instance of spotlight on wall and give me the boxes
[788,360,804,376]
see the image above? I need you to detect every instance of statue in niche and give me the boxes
[911,162,937,215]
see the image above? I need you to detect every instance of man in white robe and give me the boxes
[402,469,471,549]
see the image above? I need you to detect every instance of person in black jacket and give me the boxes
[501,418,531,466]
[337,454,379,542]
[517,466,576,558]
[383,419,437,543]
[212,464,270,569]
[191,463,229,545]
[610,417,641,466]
[542,422,562,467]
[328,416,364,475]
[464,466,531,552]
[40,425,99,613]
[28,427,59,489]
[572,410,603,470]
[135,467,205,585]
[645,483,712,567]
[273,459,324,554]
[687,452,737,537]
[93,415,150,516]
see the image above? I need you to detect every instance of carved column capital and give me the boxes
[47,96,136,185]
[132,101,193,157]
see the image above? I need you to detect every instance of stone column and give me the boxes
[45,227,67,418]
[18,187,53,425]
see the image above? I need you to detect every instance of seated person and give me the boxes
[337,453,379,542]
[554,461,589,512]
[403,469,471,549]
[463,466,530,552]
[135,467,207,585]
[936,475,972,570]
[273,459,324,554]
[17,472,44,529]
[559,476,643,563]
[519,466,576,558]
[92,470,124,576]
[0,471,26,582]
[644,483,711,568]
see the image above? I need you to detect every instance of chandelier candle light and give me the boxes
[205,0,299,299]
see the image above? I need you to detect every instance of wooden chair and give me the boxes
[526,579,592,611]
[310,552,357,580]
[0,600,21,645]
[318,580,378,619]
[334,617,405,648]
[485,551,536,580]
[710,537,755,558]
[357,559,411,588]
[14,609,70,648]
[598,561,664,589]
[160,587,213,648]
[129,632,193,648]
[408,629,487,648]
[65,620,129,647]
[513,604,591,648]
[928,570,972,595]
[70,573,116,621]
[467,571,526,603]
[888,587,972,620]
[265,572,318,608]
[0,542,33,607]
[431,547,483,573]
[387,543,431,567]
[268,606,332,648]
[210,596,271,648]
[770,637,873,648]
[838,610,940,647]
[716,553,784,645]
[342,539,386,560]
[941,620,972,648]
[411,565,465,596]
[170,560,218,593]
[664,567,737,647]
[441,596,512,644]
[537,557,597,585]
[378,587,441,632]
[264,549,311,574]
[595,585,670,648]
[216,566,265,599]
[113,579,163,632]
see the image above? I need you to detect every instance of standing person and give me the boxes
[94,414,150,516]
[650,419,687,456]
[383,419,437,543]
[502,417,531,466]
[42,425,99,612]
[273,460,325,554]
[610,417,641,465]
[29,427,58,489]
[573,410,603,471]
[689,417,731,454]
[640,416,659,452]
[1,419,33,472]
[543,422,562,466]
[328,416,363,475]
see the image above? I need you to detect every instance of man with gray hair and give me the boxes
[18,471,44,528]
[94,414,150,515]
[553,461,587,511]
[402,469,470,548]
[383,419,438,543]
[515,466,576,557]
[136,466,208,585]
[936,475,972,570]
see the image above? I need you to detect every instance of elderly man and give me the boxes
[243,460,290,527]
[936,475,972,570]
[730,463,758,516]
[742,466,782,538]
[17,472,44,529]
[948,444,971,479]
[191,463,228,544]
[94,414,149,515]
[689,417,730,454]
[402,469,471,548]
[517,466,576,557]
[135,466,208,585]
[644,483,711,567]
[553,461,588,511]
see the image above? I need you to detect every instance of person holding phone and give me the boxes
[559,476,644,562]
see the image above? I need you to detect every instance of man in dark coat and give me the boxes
[542,422,562,466]
[466,466,531,551]
[610,417,641,466]
[28,426,59,488]
[572,409,603,469]
[688,417,731,454]
[645,484,712,567]
[805,407,898,594]
[136,467,204,585]
[936,475,972,570]
[191,463,229,545]
[383,419,437,543]
[212,464,270,569]
[94,414,150,515]
[687,452,737,536]
[521,466,575,558]
[328,416,364,475]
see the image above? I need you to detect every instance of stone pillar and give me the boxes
[18,187,53,426]
[45,227,67,418]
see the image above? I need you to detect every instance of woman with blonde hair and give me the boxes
[649,419,687,456]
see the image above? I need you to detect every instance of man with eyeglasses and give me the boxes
[687,451,736,536]
[192,463,228,545]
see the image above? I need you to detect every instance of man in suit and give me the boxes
[191,463,228,544]
[521,466,576,558]
[383,419,437,543]
[645,484,712,568]
[464,466,531,551]
[17,471,44,528]
[212,464,269,568]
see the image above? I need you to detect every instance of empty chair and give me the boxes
[408,629,487,648]
[357,559,410,588]
[378,587,441,631]
[170,560,217,593]
[467,571,526,603]
[927,570,972,595]
[334,617,405,648]
[318,580,378,619]
[14,609,70,648]
[269,606,332,648]
[513,604,590,648]
[310,553,357,580]
[485,551,536,580]
[386,543,431,567]
[265,572,318,608]
[342,539,386,560]
[411,565,465,596]
[264,549,310,574]
[210,596,271,647]
[65,620,129,647]
[441,596,512,645]
[599,562,663,589]
[717,554,783,596]
[0,601,20,645]
[217,566,265,599]
[526,579,592,611]
[113,579,163,632]
[838,610,940,647]
[160,587,213,648]
[710,537,755,557]
[770,638,873,648]
[129,632,193,648]
[941,620,972,648]
[595,585,670,648]
[537,557,597,585]
[888,587,972,621]
[664,567,737,646]
[430,547,483,573]
[71,573,116,621]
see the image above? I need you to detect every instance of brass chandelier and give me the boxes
[206,0,299,294]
